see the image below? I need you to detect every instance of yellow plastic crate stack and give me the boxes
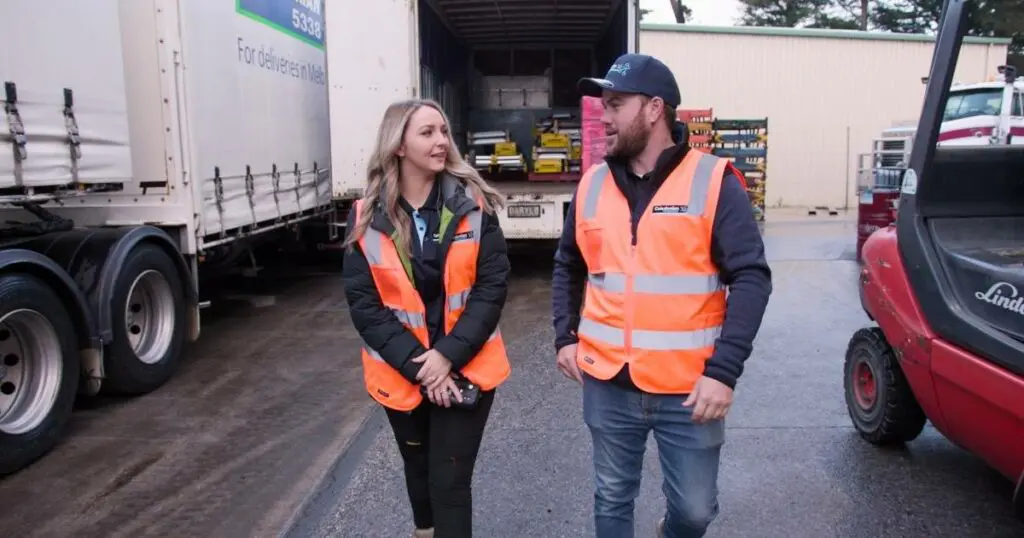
[532,114,581,175]
[467,130,525,172]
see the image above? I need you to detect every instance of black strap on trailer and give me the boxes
[4,82,28,165]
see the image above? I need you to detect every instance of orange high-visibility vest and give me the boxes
[356,182,511,411]
[574,150,728,394]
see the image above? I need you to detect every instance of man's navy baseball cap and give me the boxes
[577,53,681,108]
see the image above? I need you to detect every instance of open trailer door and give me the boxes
[629,0,640,53]
[325,0,419,200]
[894,0,1024,500]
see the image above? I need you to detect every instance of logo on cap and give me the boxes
[608,62,631,76]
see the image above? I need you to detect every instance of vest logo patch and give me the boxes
[583,355,595,365]
[377,388,390,398]
[652,204,689,214]
[452,231,474,242]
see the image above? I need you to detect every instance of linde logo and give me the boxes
[974,282,1024,315]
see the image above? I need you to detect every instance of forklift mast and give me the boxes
[900,0,970,201]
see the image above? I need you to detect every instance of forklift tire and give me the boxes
[0,273,81,476]
[844,327,927,445]
[103,243,186,396]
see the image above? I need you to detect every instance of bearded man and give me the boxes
[551,53,773,538]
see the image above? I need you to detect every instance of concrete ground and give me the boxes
[0,210,1021,538]
[0,262,378,538]
[296,212,1023,538]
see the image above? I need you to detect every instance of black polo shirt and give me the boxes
[398,180,445,346]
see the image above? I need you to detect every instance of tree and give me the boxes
[826,0,872,29]
[668,0,692,23]
[737,0,1021,64]
[737,0,836,27]
[870,0,1023,58]
[640,1,690,23]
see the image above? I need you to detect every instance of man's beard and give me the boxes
[607,114,651,160]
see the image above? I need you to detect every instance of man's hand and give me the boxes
[683,376,733,423]
[413,349,452,390]
[556,344,583,383]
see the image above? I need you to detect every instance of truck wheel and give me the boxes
[103,244,186,395]
[0,273,81,476]
[844,327,927,444]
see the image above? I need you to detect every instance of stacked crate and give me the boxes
[712,119,768,222]
[580,96,606,173]
[466,130,525,172]
[533,113,582,176]
[677,108,715,154]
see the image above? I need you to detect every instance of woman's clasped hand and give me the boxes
[413,349,463,407]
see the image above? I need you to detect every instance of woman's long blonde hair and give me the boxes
[343,99,504,257]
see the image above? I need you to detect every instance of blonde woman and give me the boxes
[341,99,512,538]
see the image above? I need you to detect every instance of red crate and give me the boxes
[527,172,581,182]
[676,108,714,123]
[581,96,604,120]
[688,134,714,145]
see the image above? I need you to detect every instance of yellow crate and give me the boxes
[540,132,570,148]
[533,159,565,173]
[570,146,582,159]
[494,141,517,156]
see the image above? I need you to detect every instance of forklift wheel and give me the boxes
[844,327,927,444]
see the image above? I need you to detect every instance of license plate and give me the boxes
[507,204,541,218]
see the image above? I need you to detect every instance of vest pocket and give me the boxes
[369,266,408,305]
[579,224,605,270]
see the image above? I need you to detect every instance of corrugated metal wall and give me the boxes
[640,25,1010,210]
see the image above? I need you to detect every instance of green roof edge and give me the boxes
[639,23,1012,45]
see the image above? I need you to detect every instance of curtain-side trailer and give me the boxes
[0,0,332,474]
[326,0,639,240]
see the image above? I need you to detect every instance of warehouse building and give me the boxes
[639,23,1011,211]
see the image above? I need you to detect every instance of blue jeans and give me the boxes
[582,374,725,538]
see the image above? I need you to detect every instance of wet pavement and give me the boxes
[0,212,1021,538]
[0,259,377,538]
[299,213,1024,538]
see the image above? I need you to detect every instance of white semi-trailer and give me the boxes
[0,0,332,474]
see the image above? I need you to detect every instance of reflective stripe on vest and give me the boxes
[440,183,511,390]
[574,151,727,394]
[355,181,511,411]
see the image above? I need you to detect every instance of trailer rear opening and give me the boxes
[421,0,635,239]
[326,0,637,241]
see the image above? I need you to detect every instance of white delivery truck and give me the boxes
[0,0,332,474]
[325,0,639,239]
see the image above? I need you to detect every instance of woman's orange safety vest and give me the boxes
[574,150,728,394]
[355,183,511,411]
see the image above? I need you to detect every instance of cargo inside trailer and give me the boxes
[418,0,632,183]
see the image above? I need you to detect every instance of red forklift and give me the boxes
[845,0,1024,519]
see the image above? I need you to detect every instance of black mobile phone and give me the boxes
[420,376,480,409]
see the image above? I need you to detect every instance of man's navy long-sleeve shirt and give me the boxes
[551,137,772,391]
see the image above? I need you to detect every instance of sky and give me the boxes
[641,0,742,26]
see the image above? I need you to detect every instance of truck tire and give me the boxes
[103,243,186,395]
[844,327,927,444]
[0,273,81,476]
